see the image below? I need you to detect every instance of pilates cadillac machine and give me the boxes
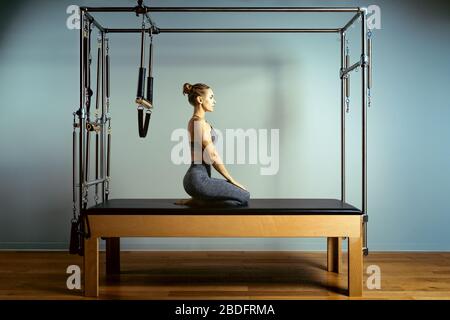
[71,2,373,297]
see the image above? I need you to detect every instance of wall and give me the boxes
[0,0,449,251]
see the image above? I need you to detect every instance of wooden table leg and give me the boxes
[348,236,363,297]
[106,237,121,275]
[84,237,99,297]
[327,237,342,273]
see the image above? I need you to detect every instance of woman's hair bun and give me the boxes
[182,83,211,106]
[182,83,193,96]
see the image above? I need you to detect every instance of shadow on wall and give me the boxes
[404,0,450,22]
[268,59,294,197]
[0,1,31,46]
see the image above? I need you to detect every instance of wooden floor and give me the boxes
[0,251,449,300]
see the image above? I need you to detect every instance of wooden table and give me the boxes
[83,199,363,297]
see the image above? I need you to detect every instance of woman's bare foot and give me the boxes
[174,198,208,206]
[174,199,241,208]
[174,199,194,205]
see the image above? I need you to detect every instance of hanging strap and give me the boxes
[135,17,154,138]
[135,16,153,138]
[146,30,154,103]
[138,107,152,138]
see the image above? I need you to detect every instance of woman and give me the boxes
[176,83,250,207]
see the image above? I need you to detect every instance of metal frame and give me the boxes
[81,6,361,13]
[73,5,371,255]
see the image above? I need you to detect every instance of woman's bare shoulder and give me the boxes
[188,118,209,130]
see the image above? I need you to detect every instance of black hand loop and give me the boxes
[138,107,152,138]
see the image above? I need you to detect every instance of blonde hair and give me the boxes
[182,83,210,106]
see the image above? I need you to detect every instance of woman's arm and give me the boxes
[201,122,247,190]
[197,122,232,181]
[206,144,233,181]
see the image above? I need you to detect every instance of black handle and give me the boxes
[138,108,152,138]
[83,36,88,87]
[137,67,146,99]
[146,77,153,103]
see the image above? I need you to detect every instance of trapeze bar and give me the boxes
[105,28,340,33]
[81,6,361,13]
[342,13,360,32]
[84,12,105,32]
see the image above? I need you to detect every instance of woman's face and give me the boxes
[198,89,216,112]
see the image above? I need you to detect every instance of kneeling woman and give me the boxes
[178,83,250,207]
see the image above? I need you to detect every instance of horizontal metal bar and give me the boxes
[80,178,107,188]
[342,13,360,33]
[147,7,362,13]
[81,7,136,13]
[82,6,361,13]
[105,28,154,34]
[105,28,340,33]
[341,61,361,78]
[84,12,105,32]
[160,28,340,33]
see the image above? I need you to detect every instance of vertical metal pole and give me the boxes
[95,132,99,201]
[368,36,372,90]
[340,31,346,202]
[345,55,350,99]
[106,39,111,202]
[79,10,86,211]
[95,43,101,203]
[361,10,368,255]
[85,24,91,184]
[106,129,111,201]
[101,32,107,202]
[73,116,77,211]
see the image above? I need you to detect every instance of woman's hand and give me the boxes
[228,179,247,191]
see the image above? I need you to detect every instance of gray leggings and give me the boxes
[183,163,250,206]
